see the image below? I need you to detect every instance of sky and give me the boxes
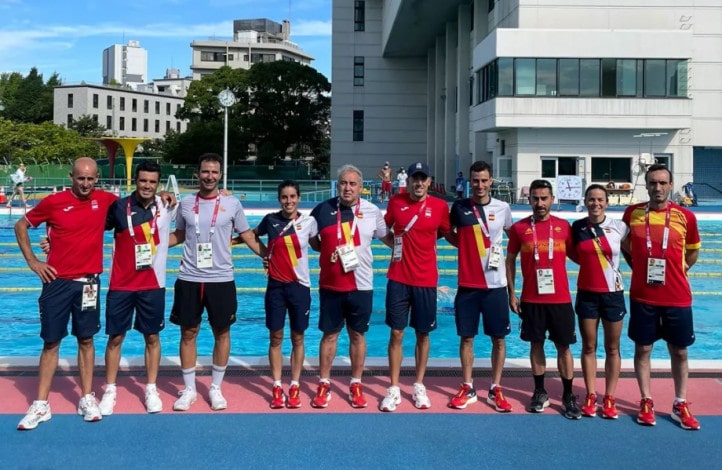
[0,0,332,84]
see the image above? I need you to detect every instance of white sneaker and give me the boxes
[413,383,431,409]
[98,388,117,416]
[173,388,197,411]
[209,385,227,411]
[17,401,52,430]
[379,386,402,412]
[77,393,102,422]
[145,388,163,414]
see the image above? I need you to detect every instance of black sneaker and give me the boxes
[528,389,549,413]
[562,394,582,420]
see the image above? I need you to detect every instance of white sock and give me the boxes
[146,383,157,392]
[181,367,196,392]
[290,380,300,387]
[211,364,227,388]
[350,377,362,385]
[273,380,282,387]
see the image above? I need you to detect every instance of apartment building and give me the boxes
[102,40,148,89]
[332,0,722,201]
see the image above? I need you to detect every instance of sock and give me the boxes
[146,383,157,392]
[105,383,117,392]
[489,383,498,391]
[533,374,545,391]
[290,380,300,387]
[674,397,686,405]
[350,377,362,385]
[562,378,573,397]
[211,364,227,388]
[181,367,196,392]
[464,381,474,388]
[273,380,282,387]
[319,378,331,384]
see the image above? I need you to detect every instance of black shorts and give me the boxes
[454,287,511,338]
[265,279,311,333]
[385,279,437,333]
[105,289,166,336]
[318,288,372,334]
[575,290,626,322]
[169,279,237,329]
[628,300,695,347]
[519,302,576,346]
[38,277,101,342]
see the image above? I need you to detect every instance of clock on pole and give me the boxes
[217,89,236,189]
[556,175,584,202]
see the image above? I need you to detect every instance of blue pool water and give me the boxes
[1,212,721,361]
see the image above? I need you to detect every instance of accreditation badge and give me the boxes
[392,236,403,262]
[81,282,98,311]
[536,268,555,295]
[646,257,666,285]
[135,243,153,270]
[487,244,502,270]
[337,244,360,273]
[197,242,213,269]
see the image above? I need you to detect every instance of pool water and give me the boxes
[1,214,721,361]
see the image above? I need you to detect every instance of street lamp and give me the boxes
[217,88,236,189]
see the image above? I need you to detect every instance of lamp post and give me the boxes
[217,89,236,189]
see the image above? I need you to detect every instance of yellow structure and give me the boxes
[90,137,150,191]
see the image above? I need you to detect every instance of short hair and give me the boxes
[135,161,161,180]
[198,152,222,170]
[337,164,363,183]
[277,179,300,198]
[645,163,672,183]
[529,179,554,195]
[584,183,608,201]
[469,161,492,175]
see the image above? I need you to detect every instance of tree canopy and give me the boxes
[0,67,59,124]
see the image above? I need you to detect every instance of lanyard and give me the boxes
[398,199,427,235]
[471,202,490,239]
[336,198,360,246]
[530,217,554,264]
[645,204,671,257]
[194,193,221,240]
[588,219,616,269]
[268,213,300,261]
[126,197,157,244]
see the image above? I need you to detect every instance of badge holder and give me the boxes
[646,257,666,286]
[197,242,213,269]
[336,244,360,273]
[81,281,98,311]
[135,243,153,270]
[536,268,555,295]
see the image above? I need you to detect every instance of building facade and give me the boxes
[102,40,148,89]
[331,0,722,202]
[53,85,188,139]
[190,18,314,80]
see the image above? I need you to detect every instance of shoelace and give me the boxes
[675,402,692,417]
[455,385,470,398]
[585,395,596,408]
[273,387,283,400]
[289,387,299,399]
[351,384,363,397]
[494,389,505,402]
[317,383,330,396]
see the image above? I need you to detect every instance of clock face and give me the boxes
[556,175,583,200]
[218,90,235,107]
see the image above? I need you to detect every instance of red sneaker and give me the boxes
[311,381,331,408]
[349,382,368,408]
[581,393,597,417]
[269,385,286,409]
[286,384,302,409]
[672,401,700,430]
[487,386,512,413]
[602,394,618,419]
[637,398,656,426]
[448,383,477,409]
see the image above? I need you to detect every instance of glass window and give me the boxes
[67,94,73,108]
[497,158,511,179]
[354,1,365,32]
[498,59,513,96]
[106,116,112,129]
[488,0,495,12]
[515,59,536,95]
[92,94,99,108]
[644,60,666,97]
[131,118,137,132]
[352,110,364,142]
[580,59,600,97]
[558,59,579,96]
[536,59,557,96]
[636,61,644,96]
[541,159,556,178]
[143,119,148,132]
[667,60,687,97]
[107,96,113,110]
[155,102,160,114]
[120,97,125,111]
[166,103,171,115]
[154,120,160,133]
[144,100,149,113]
[591,157,632,181]
[601,58,616,97]
[119,117,125,131]
[353,56,364,86]
[67,114,73,124]
[617,59,637,96]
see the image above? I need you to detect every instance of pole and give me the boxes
[223,105,229,190]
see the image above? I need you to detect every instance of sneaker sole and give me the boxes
[78,412,102,422]
[448,395,478,410]
[211,402,228,411]
[349,400,368,408]
[671,413,700,430]
[286,402,302,409]
[636,417,656,426]
[17,413,51,430]
[270,402,286,409]
[146,406,163,414]
[173,397,197,411]
[564,411,582,420]
[379,398,401,412]
[527,400,550,413]
[601,411,618,420]
[311,394,331,409]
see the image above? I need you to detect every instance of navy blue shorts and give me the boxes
[265,279,311,333]
[169,279,237,329]
[318,288,372,334]
[385,279,437,333]
[519,302,577,346]
[628,300,695,347]
[575,290,626,322]
[454,287,511,338]
[105,288,166,336]
[38,278,101,342]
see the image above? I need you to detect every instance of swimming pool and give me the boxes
[1,212,721,361]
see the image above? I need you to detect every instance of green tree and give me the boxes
[69,114,106,137]
[1,68,60,124]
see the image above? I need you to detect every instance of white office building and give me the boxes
[102,40,148,89]
[54,85,188,139]
[190,18,314,80]
[331,0,722,202]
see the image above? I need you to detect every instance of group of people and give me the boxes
[14,156,701,433]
